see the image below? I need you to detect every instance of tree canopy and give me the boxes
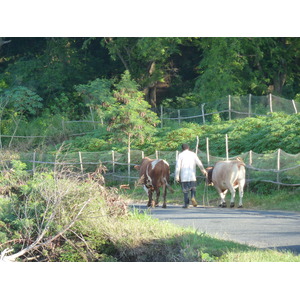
[1,37,300,119]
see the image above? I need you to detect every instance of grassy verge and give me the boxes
[1,161,299,262]
[79,208,300,262]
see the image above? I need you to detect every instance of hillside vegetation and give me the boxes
[59,112,300,156]
[1,37,299,262]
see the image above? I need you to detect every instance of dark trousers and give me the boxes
[181,181,196,205]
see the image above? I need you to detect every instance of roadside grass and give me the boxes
[106,181,300,262]
[80,207,300,262]
[120,181,300,212]
[1,161,299,262]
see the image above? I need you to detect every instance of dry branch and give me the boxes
[0,197,92,262]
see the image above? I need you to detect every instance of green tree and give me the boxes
[75,78,113,108]
[194,37,300,103]
[250,37,300,97]
[107,70,160,151]
[1,38,105,115]
[194,38,249,102]
[1,86,43,116]
[102,37,187,107]
[75,78,114,122]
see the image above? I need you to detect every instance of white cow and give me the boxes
[206,159,246,208]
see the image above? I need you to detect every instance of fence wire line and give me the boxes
[1,94,299,141]
[158,94,299,126]
[3,148,299,187]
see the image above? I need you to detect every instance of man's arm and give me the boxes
[195,154,207,176]
[175,156,182,182]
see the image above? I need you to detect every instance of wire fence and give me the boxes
[3,135,299,189]
[157,94,299,127]
[0,94,299,149]
[0,94,299,189]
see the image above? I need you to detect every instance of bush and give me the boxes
[147,113,300,156]
[0,159,129,261]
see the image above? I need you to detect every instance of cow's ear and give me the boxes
[134,165,140,170]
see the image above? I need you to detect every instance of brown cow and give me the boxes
[206,158,246,208]
[134,157,174,208]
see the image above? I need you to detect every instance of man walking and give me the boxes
[175,144,207,208]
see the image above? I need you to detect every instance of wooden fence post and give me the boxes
[195,136,199,155]
[248,94,252,117]
[32,151,36,174]
[225,134,229,160]
[112,150,115,174]
[155,150,158,160]
[228,95,232,120]
[128,149,131,184]
[292,100,298,114]
[206,137,210,166]
[277,148,281,190]
[178,110,181,125]
[247,150,253,193]
[269,93,273,113]
[79,151,83,173]
[201,104,206,124]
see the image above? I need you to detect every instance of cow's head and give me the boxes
[206,167,214,186]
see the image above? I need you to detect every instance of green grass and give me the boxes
[109,182,300,261]
[1,160,299,262]
[89,209,300,262]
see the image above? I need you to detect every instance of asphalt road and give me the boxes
[131,204,300,254]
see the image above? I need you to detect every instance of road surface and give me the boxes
[131,204,300,254]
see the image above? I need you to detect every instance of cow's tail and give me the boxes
[236,157,246,168]
[164,178,174,193]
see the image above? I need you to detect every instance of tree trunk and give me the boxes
[144,84,157,108]
[143,61,158,107]
[273,71,287,95]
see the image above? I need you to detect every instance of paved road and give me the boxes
[131,204,300,254]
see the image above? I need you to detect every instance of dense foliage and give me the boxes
[1,37,299,262]
[1,37,299,153]
[1,37,300,118]
[59,113,300,156]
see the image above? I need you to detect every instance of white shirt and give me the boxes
[175,149,206,182]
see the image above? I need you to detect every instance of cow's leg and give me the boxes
[155,188,160,207]
[216,187,227,207]
[162,184,167,208]
[228,185,236,208]
[238,179,245,208]
[220,190,228,207]
[143,185,148,195]
[147,189,153,207]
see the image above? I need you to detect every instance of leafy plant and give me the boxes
[1,86,43,116]
[107,70,160,151]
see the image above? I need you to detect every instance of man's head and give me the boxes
[182,144,189,151]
